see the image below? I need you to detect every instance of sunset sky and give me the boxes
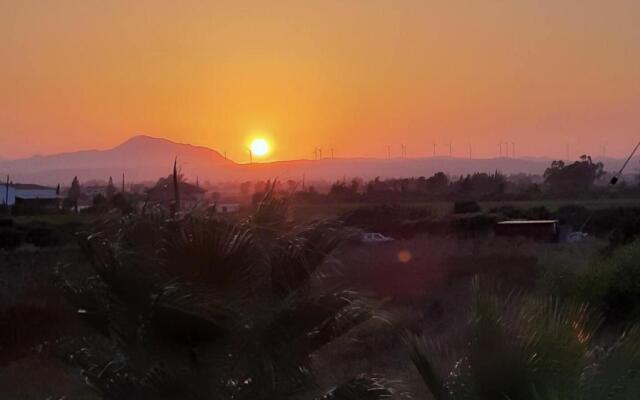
[1,1,639,161]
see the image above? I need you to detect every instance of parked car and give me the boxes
[361,232,394,243]
[566,231,588,243]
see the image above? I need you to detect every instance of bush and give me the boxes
[451,214,498,238]
[490,205,526,219]
[554,204,589,229]
[60,200,381,399]
[453,200,481,214]
[341,204,434,236]
[24,227,60,247]
[585,240,640,323]
[491,205,552,221]
[0,218,14,227]
[0,228,24,250]
[543,239,640,325]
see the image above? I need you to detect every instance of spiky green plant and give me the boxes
[405,278,640,400]
[62,191,389,400]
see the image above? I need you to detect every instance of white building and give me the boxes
[0,184,58,206]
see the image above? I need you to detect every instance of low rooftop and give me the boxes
[497,220,559,225]
[9,183,56,190]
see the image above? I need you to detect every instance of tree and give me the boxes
[424,172,449,193]
[106,176,116,199]
[544,155,604,194]
[61,191,382,400]
[240,181,252,196]
[67,176,81,213]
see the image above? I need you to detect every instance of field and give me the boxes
[292,197,640,220]
[1,200,640,399]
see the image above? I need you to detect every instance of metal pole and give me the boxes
[611,141,640,185]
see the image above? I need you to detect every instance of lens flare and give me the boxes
[398,249,412,263]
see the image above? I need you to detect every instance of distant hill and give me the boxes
[0,135,233,184]
[0,135,634,185]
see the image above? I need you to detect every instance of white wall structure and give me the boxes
[0,184,57,206]
[0,185,17,206]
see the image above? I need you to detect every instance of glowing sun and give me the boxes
[250,138,270,157]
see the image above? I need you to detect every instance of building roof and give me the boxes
[497,220,558,225]
[11,183,56,190]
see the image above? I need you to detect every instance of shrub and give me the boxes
[0,228,23,250]
[554,204,589,229]
[341,204,434,236]
[543,239,640,325]
[453,201,481,214]
[583,240,640,324]
[61,199,382,399]
[24,227,60,247]
[451,214,497,238]
[405,279,640,400]
[0,218,14,228]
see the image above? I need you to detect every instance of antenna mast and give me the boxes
[610,141,640,185]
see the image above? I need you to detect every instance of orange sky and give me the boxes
[1,0,639,161]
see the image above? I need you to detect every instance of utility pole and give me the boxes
[449,142,452,158]
[511,142,515,159]
[469,144,472,160]
[4,175,9,209]
[331,147,334,159]
[122,173,125,193]
[387,145,391,160]
[172,158,180,214]
[433,143,436,157]
[249,149,253,164]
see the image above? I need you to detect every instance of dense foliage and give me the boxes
[406,279,640,399]
[60,197,390,400]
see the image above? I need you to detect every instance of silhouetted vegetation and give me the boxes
[284,156,640,206]
[541,239,640,326]
[406,279,640,400]
[544,155,605,194]
[4,161,640,398]
[59,194,386,399]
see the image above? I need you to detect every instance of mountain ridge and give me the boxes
[0,135,633,185]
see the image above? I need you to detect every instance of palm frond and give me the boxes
[252,180,289,227]
[582,325,640,400]
[402,332,448,400]
[270,220,345,298]
[321,375,398,400]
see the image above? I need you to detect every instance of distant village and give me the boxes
[0,173,244,216]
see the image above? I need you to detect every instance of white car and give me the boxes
[361,232,394,243]
[566,231,588,243]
